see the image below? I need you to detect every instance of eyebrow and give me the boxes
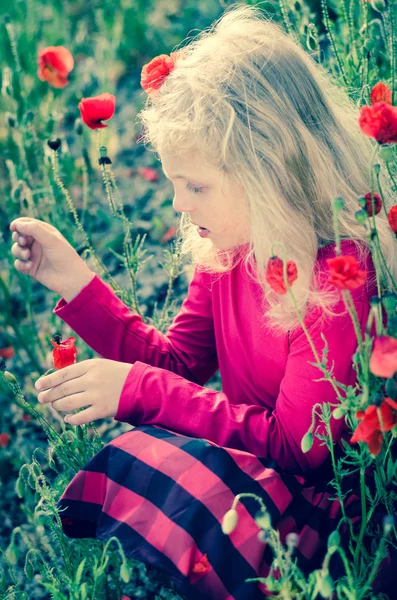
[163,170,207,185]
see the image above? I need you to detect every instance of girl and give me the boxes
[9,4,397,599]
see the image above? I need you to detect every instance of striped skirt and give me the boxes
[56,424,391,600]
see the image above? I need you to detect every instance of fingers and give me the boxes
[63,405,102,427]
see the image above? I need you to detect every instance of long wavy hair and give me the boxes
[137,3,397,335]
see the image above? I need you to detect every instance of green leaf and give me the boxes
[75,558,86,586]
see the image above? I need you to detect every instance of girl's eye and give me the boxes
[186,182,203,194]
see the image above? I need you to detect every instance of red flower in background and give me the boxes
[388,205,397,233]
[369,335,397,378]
[265,256,298,295]
[0,433,11,448]
[162,226,177,243]
[38,46,74,88]
[370,82,393,106]
[138,166,159,182]
[326,255,367,290]
[0,347,15,359]
[192,554,211,574]
[363,192,382,217]
[51,336,77,369]
[78,93,116,130]
[359,82,397,144]
[351,397,397,455]
[141,51,184,97]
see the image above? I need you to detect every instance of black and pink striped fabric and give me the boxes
[56,424,370,600]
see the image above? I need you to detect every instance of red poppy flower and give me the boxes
[0,433,11,448]
[138,166,159,182]
[363,192,382,217]
[388,205,397,233]
[78,93,116,130]
[369,335,397,378]
[141,51,184,97]
[265,256,298,295]
[38,46,74,88]
[192,554,210,574]
[0,346,15,359]
[359,101,397,144]
[162,226,177,243]
[326,255,367,290]
[370,82,393,106]
[351,397,397,455]
[51,336,77,369]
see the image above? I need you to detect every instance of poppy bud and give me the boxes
[370,295,381,306]
[15,476,25,498]
[332,407,344,420]
[285,532,299,549]
[385,377,397,400]
[383,514,395,535]
[3,371,17,384]
[317,570,334,597]
[355,209,368,223]
[382,292,397,313]
[371,0,386,12]
[6,544,18,565]
[221,508,238,534]
[75,118,83,136]
[257,530,268,543]
[301,431,313,453]
[363,38,376,53]
[373,392,383,406]
[6,114,16,127]
[327,530,340,551]
[119,561,131,583]
[47,138,61,151]
[333,197,345,211]
[3,14,11,24]
[379,144,394,161]
[255,508,272,530]
[373,164,381,175]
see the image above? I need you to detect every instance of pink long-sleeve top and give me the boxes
[53,239,379,476]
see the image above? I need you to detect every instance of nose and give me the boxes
[172,193,195,215]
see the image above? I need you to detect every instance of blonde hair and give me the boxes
[137,3,397,335]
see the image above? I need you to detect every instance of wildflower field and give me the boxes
[1,0,397,599]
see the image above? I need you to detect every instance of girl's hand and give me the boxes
[34,358,133,426]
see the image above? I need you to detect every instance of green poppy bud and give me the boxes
[221,508,239,534]
[6,544,18,565]
[383,514,395,535]
[333,197,345,211]
[385,377,397,400]
[24,556,34,580]
[355,209,368,223]
[255,508,272,530]
[363,38,376,53]
[379,145,394,162]
[317,570,334,597]
[373,163,381,175]
[371,0,386,13]
[15,476,25,499]
[3,371,17,384]
[301,431,313,453]
[327,530,340,551]
[119,561,131,583]
[382,292,397,313]
[75,118,84,136]
[332,407,344,420]
[357,196,367,209]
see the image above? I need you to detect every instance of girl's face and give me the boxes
[160,150,251,250]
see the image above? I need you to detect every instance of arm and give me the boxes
[53,267,218,386]
[115,296,371,476]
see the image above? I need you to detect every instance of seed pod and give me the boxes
[6,544,18,565]
[15,476,25,499]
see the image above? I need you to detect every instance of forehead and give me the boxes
[160,150,220,179]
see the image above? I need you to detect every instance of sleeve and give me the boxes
[115,295,371,476]
[52,267,218,386]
